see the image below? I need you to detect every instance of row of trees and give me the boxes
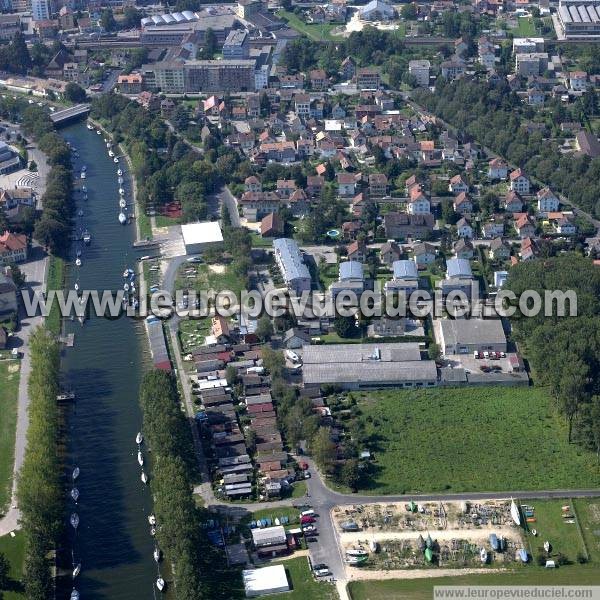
[21,106,74,255]
[16,328,62,599]
[413,77,600,219]
[138,370,225,599]
[505,255,600,452]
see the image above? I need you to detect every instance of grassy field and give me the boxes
[347,564,600,600]
[521,499,586,564]
[574,498,600,560]
[0,362,19,513]
[514,16,537,36]
[267,557,337,600]
[155,214,180,228]
[0,531,25,599]
[45,255,64,335]
[349,387,600,494]
[137,210,152,240]
[276,10,341,41]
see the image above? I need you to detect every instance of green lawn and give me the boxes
[348,387,600,494]
[0,362,19,513]
[137,210,152,241]
[276,10,341,41]
[574,498,600,561]
[514,16,537,36]
[155,214,180,228]
[45,255,64,335]
[0,531,25,599]
[521,499,586,564]
[347,565,600,600]
[268,557,337,600]
[178,318,211,354]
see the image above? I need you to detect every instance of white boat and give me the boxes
[119,188,125,195]
[70,487,79,502]
[78,209,83,217]
[544,541,551,552]
[76,249,82,257]
[141,471,148,484]
[156,578,165,592]
[118,176,124,184]
[75,258,82,267]
[154,548,161,563]
[96,129,101,135]
[119,198,126,208]
[137,451,144,466]
[118,212,127,224]
[80,172,86,179]
[369,540,378,553]
[480,548,488,563]
[117,169,123,176]
[510,499,521,526]
[150,526,156,536]
[531,529,537,536]
[81,165,87,172]
[87,123,93,130]
[82,231,91,244]
[73,563,81,578]
[108,150,114,157]
[124,283,129,292]
[70,513,79,529]
[346,548,369,557]
[82,186,87,193]
[72,467,80,480]
[113,157,119,163]
[106,141,111,148]
[74,283,79,292]
[148,514,156,525]
[71,589,80,600]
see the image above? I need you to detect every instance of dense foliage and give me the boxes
[16,328,62,600]
[506,255,600,450]
[139,370,226,599]
[414,78,600,218]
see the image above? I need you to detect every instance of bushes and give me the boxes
[139,370,218,599]
[16,327,61,600]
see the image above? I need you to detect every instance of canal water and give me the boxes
[60,121,157,599]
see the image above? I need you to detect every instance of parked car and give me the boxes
[300,515,316,524]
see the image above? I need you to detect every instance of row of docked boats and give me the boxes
[70,466,81,600]
[136,432,166,593]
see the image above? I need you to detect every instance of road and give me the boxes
[0,247,48,536]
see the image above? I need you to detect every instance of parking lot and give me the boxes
[444,353,514,375]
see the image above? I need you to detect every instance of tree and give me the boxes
[428,343,441,361]
[0,552,9,589]
[101,8,117,32]
[255,315,273,342]
[64,82,86,103]
[171,104,190,132]
[311,427,337,474]
[225,365,238,386]
[401,3,417,19]
[340,458,361,492]
[123,6,142,29]
[334,315,357,339]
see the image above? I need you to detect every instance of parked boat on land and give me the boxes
[544,541,551,553]
[519,549,528,563]
[346,548,368,557]
[480,548,488,563]
[489,533,498,551]
[511,499,521,526]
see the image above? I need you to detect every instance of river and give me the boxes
[59,121,157,599]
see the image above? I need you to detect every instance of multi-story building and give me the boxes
[222,29,249,59]
[356,67,381,90]
[408,60,430,87]
[515,52,548,76]
[0,15,20,41]
[32,0,51,21]
[558,0,600,38]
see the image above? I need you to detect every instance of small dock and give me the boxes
[133,239,160,248]
[58,333,75,347]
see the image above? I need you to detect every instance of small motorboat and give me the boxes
[80,172,86,179]
[154,548,161,563]
[82,231,91,244]
[71,589,80,600]
[72,467,80,480]
[480,548,488,563]
[148,514,156,526]
[519,548,528,563]
[137,451,144,466]
[141,471,148,484]
[83,194,88,201]
[117,169,123,176]
[544,541,551,553]
[82,185,87,193]
[119,198,126,208]
[119,188,125,195]
[114,157,119,163]
[489,533,498,551]
[424,547,433,563]
[156,578,165,592]
[73,563,81,578]
[118,212,127,225]
[78,209,83,217]
[124,283,129,292]
[76,249,82,257]
[96,129,101,135]
[71,488,80,502]
[87,123,93,130]
[106,141,111,148]
[346,554,368,566]
[108,150,114,157]
[75,258,82,267]
[70,513,79,529]
[150,526,156,536]
[118,176,124,184]
[369,540,378,553]
[81,165,87,172]
[74,283,79,292]
[346,548,368,557]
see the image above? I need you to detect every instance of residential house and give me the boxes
[503,190,523,213]
[384,213,435,240]
[260,213,284,238]
[489,237,511,260]
[520,236,538,261]
[454,37,468,56]
[454,238,474,260]
[482,219,504,239]
[212,316,231,344]
[441,59,465,80]
[117,73,143,94]
[384,259,419,295]
[347,240,367,262]
[340,56,356,80]
[309,69,327,91]
[240,191,280,221]
[448,174,469,194]
[509,168,530,194]
[244,176,262,193]
[379,241,401,266]
[356,68,381,90]
[0,231,27,264]
[276,180,296,199]
[412,242,437,267]
[456,216,473,238]
[569,71,588,92]
[406,188,431,215]
[554,215,577,235]
[337,172,358,197]
[368,173,388,197]
[288,189,310,217]
[515,214,536,238]
[283,328,311,349]
[537,187,559,214]
[306,175,324,198]
[329,260,365,297]
[453,192,473,215]
[488,157,508,180]
[0,272,17,315]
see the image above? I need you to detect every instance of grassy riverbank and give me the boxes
[45,256,64,335]
[0,531,25,599]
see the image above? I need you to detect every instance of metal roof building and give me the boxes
[446,258,473,279]
[273,238,311,294]
[243,565,289,597]
[434,318,507,355]
[339,260,364,281]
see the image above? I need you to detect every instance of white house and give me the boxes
[456,217,473,238]
[406,190,430,215]
[537,187,559,213]
[488,157,508,180]
[509,168,530,194]
[448,174,469,194]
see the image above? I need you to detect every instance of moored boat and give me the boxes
[156,578,165,592]
[71,487,80,502]
[82,230,91,244]
[73,563,81,578]
[154,548,161,563]
[87,123,93,130]
[136,432,143,444]
[117,169,123,176]
[75,258,81,267]
[114,157,119,163]
[141,471,148,484]
[119,198,126,208]
[80,171,86,179]
[148,514,156,525]
[118,212,127,225]
[72,466,80,480]
[137,451,144,466]
[70,513,79,529]
[71,589,80,600]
